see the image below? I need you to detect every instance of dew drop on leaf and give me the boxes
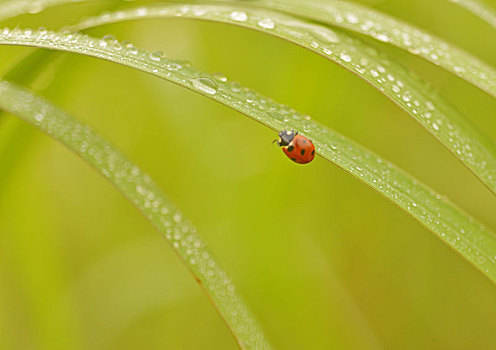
[257,18,275,29]
[149,51,164,62]
[191,77,218,95]
[166,62,182,71]
[230,11,248,22]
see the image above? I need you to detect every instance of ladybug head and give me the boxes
[273,129,297,147]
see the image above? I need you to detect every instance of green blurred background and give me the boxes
[1,0,496,349]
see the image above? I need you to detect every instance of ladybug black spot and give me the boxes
[290,157,297,161]
[300,149,306,156]
[311,150,315,156]
[287,146,294,152]
[303,139,307,143]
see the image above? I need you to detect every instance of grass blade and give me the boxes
[446,0,496,29]
[8,1,496,196]
[246,0,496,98]
[3,0,496,98]
[0,79,271,350]
[5,0,496,190]
[72,5,496,196]
[0,28,495,283]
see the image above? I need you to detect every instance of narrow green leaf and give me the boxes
[246,0,496,98]
[2,0,496,98]
[7,1,496,196]
[0,28,495,283]
[446,0,496,29]
[72,5,496,195]
[0,79,271,350]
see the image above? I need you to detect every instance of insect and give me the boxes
[274,129,316,164]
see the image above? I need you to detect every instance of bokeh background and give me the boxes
[1,0,496,349]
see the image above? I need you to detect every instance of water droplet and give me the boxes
[166,62,182,71]
[345,13,359,24]
[173,213,182,222]
[136,185,146,195]
[193,7,207,16]
[102,34,116,42]
[375,33,391,42]
[230,11,247,22]
[257,18,275,29]
[213,72,227,82]
[34,112,44,122]
[245,92,255,103]
[135,7,148,17]
[191,77,218,95]
[124,43,138,55]
[339,53,351,62]
[231,82,241,92]
[149,51,164,62]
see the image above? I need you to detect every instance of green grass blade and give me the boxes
[72,5,496,196]
[245,0,496,99]
[8,1,496,196]
[447,0,496,29]
[0,28,495,283]
[3,0,496,98]
[0,79,271,350]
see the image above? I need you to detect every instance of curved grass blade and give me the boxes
[0,79,271,350]
[244,0,496,99]
[5,0,496,194]
[446,0,496,29]
[2,0,496,99]
[72,5,496,196]
[0,29,495,283]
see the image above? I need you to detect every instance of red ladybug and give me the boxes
[274,129,315,164]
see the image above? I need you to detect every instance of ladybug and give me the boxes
[274,129,315,164]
